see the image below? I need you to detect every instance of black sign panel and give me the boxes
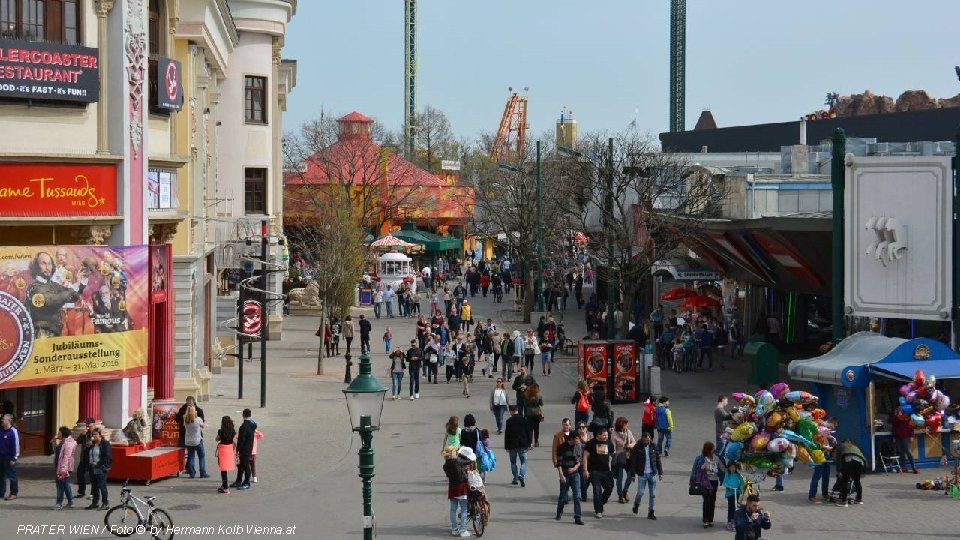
[0,40,100,103]
[155,56,183,111]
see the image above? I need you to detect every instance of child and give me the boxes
[672,336,684,373]
[215,416,236,494]
[655,396,674,456]
[383,327,393,353]
[721,461,744,531]
[443,343,457,384]
[251,427,264,483]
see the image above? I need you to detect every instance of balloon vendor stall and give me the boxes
[722,383,832,480]
[789,333,960,471]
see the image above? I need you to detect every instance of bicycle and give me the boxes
[467,489,491,537]
[104,481,174,540]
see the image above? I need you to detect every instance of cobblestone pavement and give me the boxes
[0,282,957,539]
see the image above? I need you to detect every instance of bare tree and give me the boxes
[560,128,726,336]
[412,105,456,172]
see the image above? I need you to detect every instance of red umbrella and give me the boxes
[660,288,698,301]
[679,295,722,310]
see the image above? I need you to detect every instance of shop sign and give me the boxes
[241,300,263,337]
[0,163,117,217]
[0,40,100,102]
[155,57,182,111]
[0,245,149,389]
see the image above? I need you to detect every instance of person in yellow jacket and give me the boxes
[461,300,473,332]
[654,396,674,457]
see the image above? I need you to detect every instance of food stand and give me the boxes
[788,332,960,471]
[376,252,418,295]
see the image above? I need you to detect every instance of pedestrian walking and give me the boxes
[576,419,593,503]
[215,416,236,494]
[690,441,720,528]
[522,329,538,371]
[461,300,473,332]
[443,343,457,383]
[504,405,530,486]
[655,396,674,457]
[406,340,423,400]
[183,405,209,479]
[459,344,475,398]
[331,317,342,356]
[75,417,95,498]
[722,461,745,530]
[358,314,372,353]
[641,395,656,439]
[84,427,111,509]
[460,414,481,454]
[373,289,384,319]
[629,431,663,519]
[322,321,333,357]
[523,384,544,447]
[550,418,573,470]
[52,426,76,510]
[342,315,355,354]
[442,416,462,452]
[384,286,396,318]
[0,414,19,502]
[383,327,393,353]
[425,334,442,384]
[582,426,615,519]
[611,417,636,505]
[389,350,406,400]
[572,381,592,428]
[540,337,553,376]
[442,445,473,537]
[511,367,535,417]
[555,431,585,525]
[715,395,732,453]
[489,378,510,434]
[250,426,264,483]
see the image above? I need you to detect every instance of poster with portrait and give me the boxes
[579,340,610,397]
[0,245,149,389]
[611,341,638,403]
[151,400,184,447]
[149,245,168,303]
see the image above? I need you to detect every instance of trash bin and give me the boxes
[744,341,779,388]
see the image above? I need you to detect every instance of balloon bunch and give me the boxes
[898,370,951,432]
[723,382,832,478]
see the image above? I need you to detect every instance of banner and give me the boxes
[0,245,148,389]
[0,163,117,217]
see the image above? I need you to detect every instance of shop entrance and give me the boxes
[0,385,53,456]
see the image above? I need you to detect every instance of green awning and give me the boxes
[392,222,460,252]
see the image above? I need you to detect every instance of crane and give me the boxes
[490,88,529,163]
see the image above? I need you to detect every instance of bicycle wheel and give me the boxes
[148,508,175,540]
[103,505,139,537]
[471,502,487,537]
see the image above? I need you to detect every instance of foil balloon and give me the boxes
[769,382,790,400]
[767,438,791,453]
[730,422,757,442]
[750,432,771,452]
[810,449,826,465]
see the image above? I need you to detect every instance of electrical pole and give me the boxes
[260,220,269,408]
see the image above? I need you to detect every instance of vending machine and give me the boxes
[578,340,611,399]
[609,341,640,404]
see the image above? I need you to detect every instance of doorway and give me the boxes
[0,385,54,456]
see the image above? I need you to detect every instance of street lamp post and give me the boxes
[605,137,616,340]
[342,350,388,540]
[535,141,544,312]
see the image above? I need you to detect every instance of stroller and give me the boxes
[827,473,858,504]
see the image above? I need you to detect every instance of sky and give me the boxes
[282,0,960,144]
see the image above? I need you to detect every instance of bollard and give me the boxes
[344,353,353,384]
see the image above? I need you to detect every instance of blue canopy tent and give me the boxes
[789,333,960,471]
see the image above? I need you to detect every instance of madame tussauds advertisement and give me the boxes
[0,245,148,389]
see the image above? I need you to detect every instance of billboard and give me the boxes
[0,40,100,102]
[611,342,638,403]
[0,163,117,217]
[844,156,953,320]
[0,245,149,389]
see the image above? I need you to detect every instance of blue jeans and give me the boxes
[614,462,632,497]
[657,429,672,453]
[408,368,420,396]
[384,339,391,352]
[0,457,18,497]
[633,472,658,512]
[809,462,830,498]
[391,372,404,396]
[373,302,381,319]
[56,476,73,505]
[541,350,552,370]
[775,475,784,489]
[492,405,507,432]
[385,301,394,318]
[557,470,582,520]
[449,497,468,533]
[186,440,207,477]
[508,447,527,481]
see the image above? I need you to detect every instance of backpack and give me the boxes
[576,392,590,413]
[476,439,496,472]
[505,338,516,357]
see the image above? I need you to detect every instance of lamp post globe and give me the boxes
[342,350,387,539]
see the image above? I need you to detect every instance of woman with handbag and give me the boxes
[571,381,593,428]
[523,384,544,447]
[611,417,636,504]
[690,441,721,528]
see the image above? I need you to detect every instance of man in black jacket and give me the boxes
[504,405,530,487]
[85,428,112,510]
[232,409,255,490]
[629,431,663,519]
[75,417,95,497]
[512,367,535,417]
[358,314,372,353]
[176,396,205,449]
[406,340,423,400]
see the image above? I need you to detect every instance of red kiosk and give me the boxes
[107,401,185,485]
[578,340,641,404]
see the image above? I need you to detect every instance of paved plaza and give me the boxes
[0,285,956,539]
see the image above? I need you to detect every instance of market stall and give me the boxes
[788,332,960,471]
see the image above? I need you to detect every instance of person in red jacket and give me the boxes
[641,396,657,439]
[480,273,491,298]
[891,407,919,474]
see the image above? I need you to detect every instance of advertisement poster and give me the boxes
[150,245,168,303]
[152,401,184,447]
[579,341,609,395]
[612,342,638,403]
[0,245,148,389]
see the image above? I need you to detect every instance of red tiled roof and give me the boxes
[287,139,445,188]
[339,111,373,123]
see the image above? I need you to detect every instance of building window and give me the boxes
[147,168,178,210]
[148,0,162,56]
[244,76,267,124]
[244,168,267,214]
[0,0,82,45]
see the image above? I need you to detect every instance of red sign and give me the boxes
[242,300,262,336]
[0,163,116,217]
[579,341,609,395]
[612,342,638,403]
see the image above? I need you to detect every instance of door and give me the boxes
[0,385,53,456]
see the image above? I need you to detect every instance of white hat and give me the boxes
[512,330,521,337]
[458,447,477,461]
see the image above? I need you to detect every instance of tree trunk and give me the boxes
[316,299,326,375]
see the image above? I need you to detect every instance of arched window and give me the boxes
[0,0,82,44]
